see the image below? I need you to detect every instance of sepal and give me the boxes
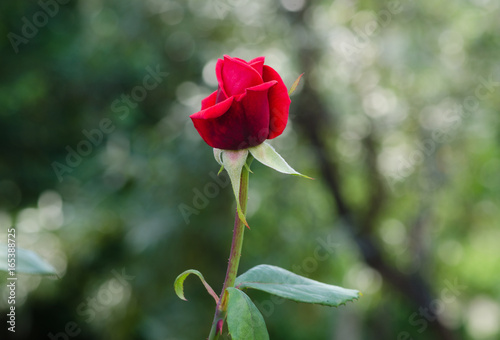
[213,148,250,227]
[248,142,312,179]
[288,73,304,96]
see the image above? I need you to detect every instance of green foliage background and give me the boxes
[1,0,499,339]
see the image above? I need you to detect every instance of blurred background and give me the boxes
[1,0,499,339]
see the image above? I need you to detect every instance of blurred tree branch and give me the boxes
[293,44,458,340]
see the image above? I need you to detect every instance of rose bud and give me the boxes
[190,55,291,150]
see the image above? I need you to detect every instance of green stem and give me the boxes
[208,155,253,340]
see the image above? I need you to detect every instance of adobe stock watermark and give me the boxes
[46,268,135,340]
[178,171,231,224]
[51,65,168,182]
[397,278,467,340]
[291,232,339,278]
[338,0,403,60]
[208,0,248,19]
[385,74,500,194]
[8,0,71,54]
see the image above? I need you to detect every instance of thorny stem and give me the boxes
[208,155,253,340]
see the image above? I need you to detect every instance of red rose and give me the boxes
[190,55,291,150]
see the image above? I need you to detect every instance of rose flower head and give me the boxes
[190,55,291,150]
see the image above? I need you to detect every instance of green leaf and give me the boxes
[213,148,250,227]
[288,73,304,96]
[226,287,269,340]
[248,142,312,179]
[0,244,57,275]
[174,269,219,303]
[235,264,360,307]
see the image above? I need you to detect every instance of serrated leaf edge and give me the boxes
[235,264,361,308]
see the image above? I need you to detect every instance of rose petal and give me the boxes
[249,56,265,75]
[191,96,233,121]
[237,80,277,103]
[231,81,277,149]
[201,91,217,110]
[262,65,291,139]
[215,58,229,100]
[221,55,263,97]
[233,57,250,64]
[190,81,276,150]
[249,56,265,64]
[190,96,235,149]
[215,85,228,104]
